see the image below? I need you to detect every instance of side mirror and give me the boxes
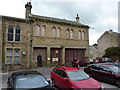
[64,78,69,81]
[87,74,91,77]
[48,80,51,84]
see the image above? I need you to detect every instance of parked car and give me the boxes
[89,58,96,64]
[7,70,54,90]
[51,66,104,89]
[72,60,90,67]
[102,58,108,62]
[96,58,104,63]
[84,64,120,88]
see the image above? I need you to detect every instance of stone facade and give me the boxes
[89,44,98,59]
[97,30,120,58]
[0,2,90,71]
[0,16,2,66]
[1,16,31,71]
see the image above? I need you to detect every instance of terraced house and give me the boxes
[0,2,90,71]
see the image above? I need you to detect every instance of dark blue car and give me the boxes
[7,70,55,90]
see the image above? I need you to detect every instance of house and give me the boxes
[97,30,120,58]
[89,44,98,59]
[0,2,90,71]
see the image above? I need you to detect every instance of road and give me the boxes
[1,63,120,90]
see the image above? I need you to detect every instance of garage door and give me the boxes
[33,47,47,67]
[50,48,62,65]
[65,49,85,65]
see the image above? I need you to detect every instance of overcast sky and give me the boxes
[0,0,119,45]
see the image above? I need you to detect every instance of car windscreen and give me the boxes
[67,70,90,81]
[109,66,120,73]
[15,74,49,89]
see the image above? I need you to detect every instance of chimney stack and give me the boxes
[108,29,113,34]
[25,2,32,19]
[76,14,80,23]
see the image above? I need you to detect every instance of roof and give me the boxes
[29,14,90,28]
[98,30,120,41]
[56,66,80,71]
[0,15,29,23]
[0,14,90,28]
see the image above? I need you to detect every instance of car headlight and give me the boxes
[101,85,104,90]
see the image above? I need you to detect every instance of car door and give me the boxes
[52,69,62,87]
[56,70,71,88]
[90,65,102,80]
[100,66,115,83]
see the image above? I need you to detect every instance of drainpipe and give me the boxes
[30,20,33,69]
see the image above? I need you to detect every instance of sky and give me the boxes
[0,0,119,45]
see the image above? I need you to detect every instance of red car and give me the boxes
[84,64,120,88]
[51,66,104,89]
[96,58,104,63]
[72,60,90,68]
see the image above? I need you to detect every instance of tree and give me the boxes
[103,47,120,61]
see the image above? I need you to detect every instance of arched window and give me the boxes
[66,29,70,39]
[56,27,61,38]
[41,25,46,37]
[70,29,73,39]
[52,27,56,38]
[36,25,40,36]
[82,31,85,40]
[79,30,82,40]
[15,26,21,41]
[8,25,14,41]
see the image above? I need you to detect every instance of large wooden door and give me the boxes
[65,49,85,65]
[50,48,62,65]
[33,47,47,67]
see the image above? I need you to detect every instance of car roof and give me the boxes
[55,66,80,71]
[100,64,117,67]
[91,64,115,67]
[11,70,41,77]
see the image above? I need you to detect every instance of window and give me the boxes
[52,27,56,38]
[66,29,70,39]
[15,26,21,41]
[90,65,101,70]
[54,69,67,78]
[41,25,46,37]
[6,48,20,64]
[8,26,14,41]
[70,29,73,39]
[79,30,82,40]
[16,75,49,88]
[68,70,90,81]
[66,29,74,39]
[82,31,85,40]
[56,28,61,38]
[14,49,20,64]
[7,25,21,42]
[36,25,40,36]
[60,70,67,78]
[6,48,12,64]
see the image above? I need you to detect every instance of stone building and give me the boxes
[0,2,90,71]
[89,44,98,59]
[97,30,120,58]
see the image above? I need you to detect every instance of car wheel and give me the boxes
[52,79,56,86]
[116,79,120,88]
